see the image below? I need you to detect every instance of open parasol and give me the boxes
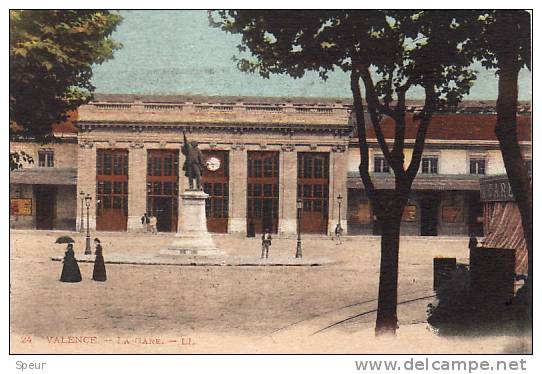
[55,236,75,244]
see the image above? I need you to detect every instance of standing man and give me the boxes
[141,213,149,233]
[181,131,206,190]
[261,228,272,259]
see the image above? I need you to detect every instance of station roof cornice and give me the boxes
[89,93,531,113]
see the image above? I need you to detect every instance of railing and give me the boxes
[93,103,132,110]
[88,102,350,116]
[143,104,183,111]
[195,105,233,112]
[295,107,334,114]
[87,100,530,116]
[245,106,283,112]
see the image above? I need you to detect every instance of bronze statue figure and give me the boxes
[182,131,206,190]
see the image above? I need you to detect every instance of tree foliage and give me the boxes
[471,10,531,71]
[211,10,478,335]
[10,10,122,140]
[9,151,34,171]
[210,10,477,189]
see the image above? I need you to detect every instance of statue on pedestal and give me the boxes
[182,131,206,191]
[161,132,222,256]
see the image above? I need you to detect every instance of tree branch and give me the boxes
[351,67,383,216]
[390,81,412,178]
[406,83,436,181]
[358,67,393,167]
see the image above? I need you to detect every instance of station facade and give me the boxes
[9,94,532,237]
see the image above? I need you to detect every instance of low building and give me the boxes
[10,117,78,231]
[346,112,532,236]
[9,94,531,237]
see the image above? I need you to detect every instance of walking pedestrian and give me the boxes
[149,215,158,235]
[334,223,343,245]
[261,228,272,259]
[60,243,82,283]
[92,238,107,282]
[141,213,150,233]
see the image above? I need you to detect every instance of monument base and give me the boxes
[160,190,223,256]
[160,232,224,256]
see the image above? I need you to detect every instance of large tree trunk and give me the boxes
[495,63,533,285]
[494,11,532,294]
[375,204,404,336]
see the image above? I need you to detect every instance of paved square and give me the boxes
[9,230,530,353]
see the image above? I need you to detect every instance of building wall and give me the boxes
[347,189,471,236]
[11,139,77,230]
[55,185,77,230]
[346,146,508,176]
[10,141,78,168]
[487,149,505,175]
[9,184,76,230]
[439,150,467,174]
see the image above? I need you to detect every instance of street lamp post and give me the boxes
[79,191,85,233]
[84,194,92,255]
[337,194,343,230]
[295,198,303,259]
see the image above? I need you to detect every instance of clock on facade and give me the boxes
[206,156,221,172]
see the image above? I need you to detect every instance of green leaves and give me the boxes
[9,151,34,171]
[10,10,122,140]
[210,10,480,111]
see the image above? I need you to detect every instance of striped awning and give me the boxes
[481,201,528,275]
[10,167,77,185]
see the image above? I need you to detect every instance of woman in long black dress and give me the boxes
[60,243,82,282]
[92,238,107,282]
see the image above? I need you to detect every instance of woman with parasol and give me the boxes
[56,236,82,283]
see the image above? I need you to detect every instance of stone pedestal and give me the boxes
[161,190,222,256]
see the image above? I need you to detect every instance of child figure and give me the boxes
[261,228,272,259]
[149,215,158,235]
[334,224,343,245]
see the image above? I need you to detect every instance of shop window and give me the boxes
[38,150,54,167]
[421,157,438,174]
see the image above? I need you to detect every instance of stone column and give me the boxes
[127,142,147,231]
[279,144,297,236]
[76,140,97,230]
[328,144,349,234]
[228,143,247,235]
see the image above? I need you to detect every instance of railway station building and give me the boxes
[9,94,532,237]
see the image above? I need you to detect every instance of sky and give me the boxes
[91,10,532,100]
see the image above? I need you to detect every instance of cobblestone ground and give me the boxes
[9,230,530,353]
